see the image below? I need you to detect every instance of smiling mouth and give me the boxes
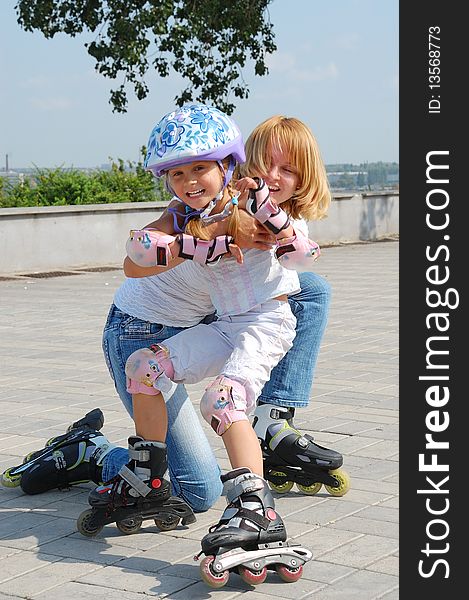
[186,189,205,198]
[268,186,280,193]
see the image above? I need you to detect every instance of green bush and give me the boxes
[0,157,171,208]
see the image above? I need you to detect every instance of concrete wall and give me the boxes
[0,192,398,274]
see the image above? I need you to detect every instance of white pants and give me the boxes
[161,300,296,411]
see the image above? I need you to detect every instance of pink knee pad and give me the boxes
[200,376,249,435]
[125,344,175,395]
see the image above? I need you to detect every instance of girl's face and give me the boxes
[166,161,223,209]
[260,146,300,205]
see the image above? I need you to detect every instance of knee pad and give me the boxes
[200,376,250,436]
[125,344,176,396]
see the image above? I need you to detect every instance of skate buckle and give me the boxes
[298,436,308,448]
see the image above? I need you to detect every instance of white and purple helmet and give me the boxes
[144,103,245,178]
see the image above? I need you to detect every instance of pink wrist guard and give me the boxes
[126,229,175,267]
[246,178,291,235]
[275,230,321,272]
[176,234,234,265]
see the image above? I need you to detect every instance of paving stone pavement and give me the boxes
[0,241,399,599]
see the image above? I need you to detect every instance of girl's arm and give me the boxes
[124,199,273,278]
[236,177,321,272]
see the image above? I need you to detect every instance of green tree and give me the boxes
[15,0,277,114]
[0,157,170,208]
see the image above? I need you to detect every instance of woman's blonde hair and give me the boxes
[184,157,241,240]
[239,116,331,221]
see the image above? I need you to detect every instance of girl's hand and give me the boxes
[228,242,244,264]
[234,177,259,210]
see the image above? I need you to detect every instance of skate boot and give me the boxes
[253,403,350,496]
[1,408,112,494]
[77,436,196,537]
[196,468,312,588]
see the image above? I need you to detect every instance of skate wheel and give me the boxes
[1,467,21,488]
[116,516,143,535]
[238,565,267,585]
[296,481,323,495]
[22,449,42,464]
[324,468,351,497]
[268,471,294,494]
[200,555,229,588]
[154,515,180,531]
[276,563,303,583]
[269,480,294,493]
[77,508,103,537]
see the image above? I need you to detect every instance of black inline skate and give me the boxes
[76,436,196,537]
[195,467,312,588]
[1,408,112,494]
[253,403,350,497]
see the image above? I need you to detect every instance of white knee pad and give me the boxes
[125,344,177,399]
[200,376,250,435]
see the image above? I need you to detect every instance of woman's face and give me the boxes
[166,161,222,209]
[259,146,300,205]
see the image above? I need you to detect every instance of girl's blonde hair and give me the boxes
[184,157,241,240]
[239,116,331,221]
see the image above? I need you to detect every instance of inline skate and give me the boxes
[195,467,312,588]
[1,408,112,494]
[253,403,350,496]
[77,436,196,537]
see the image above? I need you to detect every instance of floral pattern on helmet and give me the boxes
[144,103,243,175]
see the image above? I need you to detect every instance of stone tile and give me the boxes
[0,516,78,551]
[303,569,398,599]
[78,564,196,596]
[34,581,158,600]
[37,535,142,565]
[0,558,104,598]
[0,241,400,599]
[317,534,398,569]
[0,550,62,582]
[367,554,399,576]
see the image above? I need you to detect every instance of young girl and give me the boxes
[85,104,323,575]
[2,117,344,518]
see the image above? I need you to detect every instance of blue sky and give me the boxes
[0,1,398,169]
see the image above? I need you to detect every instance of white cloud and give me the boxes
[266,51,296,73]
[294,62,338,82]
[333,33,360,50]
[20,76,51,89]
[267,52,338,83]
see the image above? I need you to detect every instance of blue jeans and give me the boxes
[101,305,222,512]
[101,271,330,509]
[260,271,331,408]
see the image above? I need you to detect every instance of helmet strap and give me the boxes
[220,156,236,188]
[199,156,235,221]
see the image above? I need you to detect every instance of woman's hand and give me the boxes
[235,210,277,251]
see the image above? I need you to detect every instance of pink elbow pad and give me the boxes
[126,229,175,267]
